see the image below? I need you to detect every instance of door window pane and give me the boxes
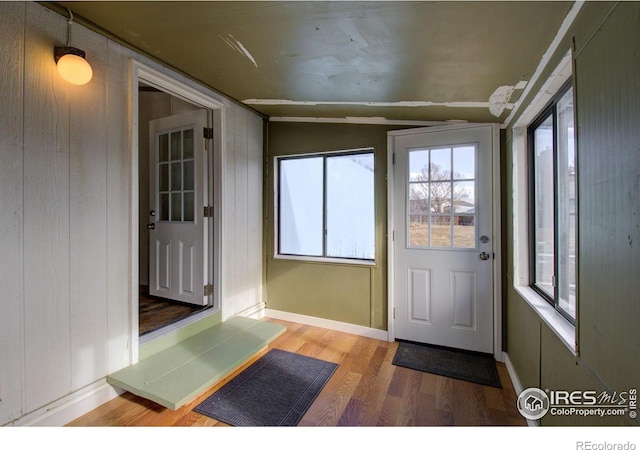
[409,215,429,247]
[409,183,430,214]
[171,162,182,191]
[159,193,169,221]
[159,163,169,192]
[453,146,475,179]
[454,215,475,248]
[453,181,475,212]
[431,215,451,247]
[410,150,429,181]
[170,131,181,160]
[430,182,451,214]
[159,134,169,162]
[183,192,194,222]
[183,161,194,191]
[183,128,194,159]
[171,193,182,221]
[430,148,451,180]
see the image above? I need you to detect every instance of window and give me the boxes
[408,145,477,249]
[277,150,375,261]
[157,128,195,222]
[528,80,576,322]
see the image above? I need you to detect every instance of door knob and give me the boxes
[479,251,491,261]
[146,223,155,230]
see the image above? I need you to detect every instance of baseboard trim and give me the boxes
[11,379,123,427]
[233,302,267,320]
[265,309,389,341]
[503,351,539,427]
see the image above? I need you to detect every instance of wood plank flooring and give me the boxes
[68,317,526,427]
[139,287,209,336]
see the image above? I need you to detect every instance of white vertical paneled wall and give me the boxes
[222,102,265,318]
[22,3,72,412]
[0,2,264,426]
[105,38,132,377]
[247,113,265,311]
[68,19,109,394]
[0,1,26,425]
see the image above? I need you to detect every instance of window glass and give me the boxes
[556,87,577,319]
[278,157,324,257]
[408,146,477,249]
[529,81,576,322]
[326,154,375,259]
[157,128,196,223]
[277,151,375,261]
[533,115,555,299]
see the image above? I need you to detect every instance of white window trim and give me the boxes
[273,148,376,266]
[273,254,377,267]
[511,51,577,355]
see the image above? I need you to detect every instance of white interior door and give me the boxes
[148,109,209,306]
[392,124,495,354]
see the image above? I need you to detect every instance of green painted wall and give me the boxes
[504,1,639,426]
[265,122,411,330]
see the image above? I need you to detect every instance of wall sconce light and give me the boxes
[54,8,92,85]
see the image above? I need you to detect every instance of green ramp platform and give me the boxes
[107,316,286,410]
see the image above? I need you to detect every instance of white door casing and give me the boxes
[390,124,497,354]
[148,109,209,306]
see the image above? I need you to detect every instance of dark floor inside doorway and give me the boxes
[139,285,209,336]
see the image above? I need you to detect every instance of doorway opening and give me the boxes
[131,61,224,350]
[138,82,211,336]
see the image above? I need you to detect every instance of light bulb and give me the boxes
[56,52,93,85]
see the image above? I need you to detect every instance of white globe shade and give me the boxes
[57,53,93,85]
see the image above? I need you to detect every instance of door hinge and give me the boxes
[204,206,213,218]
[392,152,396,165]
[203,127,214,139]
[393,307,396,319]
[204,284,213,296]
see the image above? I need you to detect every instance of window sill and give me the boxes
[514,285,577,356]
[274,254,377,267]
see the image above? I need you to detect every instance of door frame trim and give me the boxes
[129,60,225,362]
[386,123,502,361]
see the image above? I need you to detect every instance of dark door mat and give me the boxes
[392,340,502,388]
[194,348,338,426]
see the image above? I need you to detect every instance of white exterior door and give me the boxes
[391,124,495,354]
[148,109,209,306]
